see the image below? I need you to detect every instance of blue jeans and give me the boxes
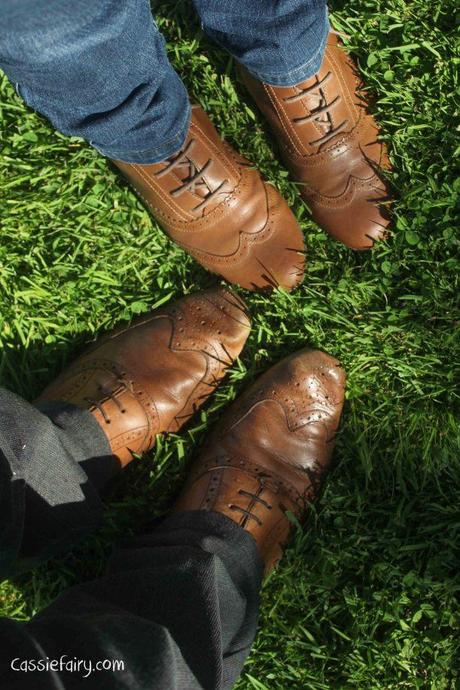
[0,0,328,164]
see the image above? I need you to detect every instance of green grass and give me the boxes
[0,0,459,687]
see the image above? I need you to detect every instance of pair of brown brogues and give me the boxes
[38,288,345,574]
[115,33,391,292]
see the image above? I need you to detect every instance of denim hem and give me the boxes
[244,11,330,87]
[92,102,192,164]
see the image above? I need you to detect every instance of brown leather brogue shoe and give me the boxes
[174,349,346,573]
[38,289,251,468]
[113,105,305,291]
[240,32,392,249]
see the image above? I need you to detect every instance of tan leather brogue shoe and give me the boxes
[240,32,392,249]
[38,289,251,468]
[113,105,305,291]
[174,349,346,573]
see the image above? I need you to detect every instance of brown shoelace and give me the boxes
[84,380,129,424]
[283,71,348,147]
[155,138,229,214]
[228,487,273,526]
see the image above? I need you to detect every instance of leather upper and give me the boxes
[240,32,392,249]
[174,349,346,572]
[114,106,306,290]
[38,289,251,466]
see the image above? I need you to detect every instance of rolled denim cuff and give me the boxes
[246,8,330,86]
[93,100,191,164]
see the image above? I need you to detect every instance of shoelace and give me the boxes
[229,488,273,526]
[84,380,129,424]
[229,467,321,526]
[283,71,349,147]
[155,138,229,214]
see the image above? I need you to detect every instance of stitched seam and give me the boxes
[285,115,368,168]
[327,49,360,127]
[265,84,306,156]
[129,164,190,220]
[130,184,177,224]
[309,175,383,207]
[187,213,272,265]
[128,164,193,222]
[194,460,304,506]
[130,175,272,264]
[189,120,241,181]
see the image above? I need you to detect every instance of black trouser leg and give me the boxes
[0,389,263,689]
[0,388,116,578]
[0,512,263,689]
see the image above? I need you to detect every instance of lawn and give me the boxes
[0,0,459,688]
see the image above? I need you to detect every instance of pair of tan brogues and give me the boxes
[115,34,391,291]
[38,288,345,572]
